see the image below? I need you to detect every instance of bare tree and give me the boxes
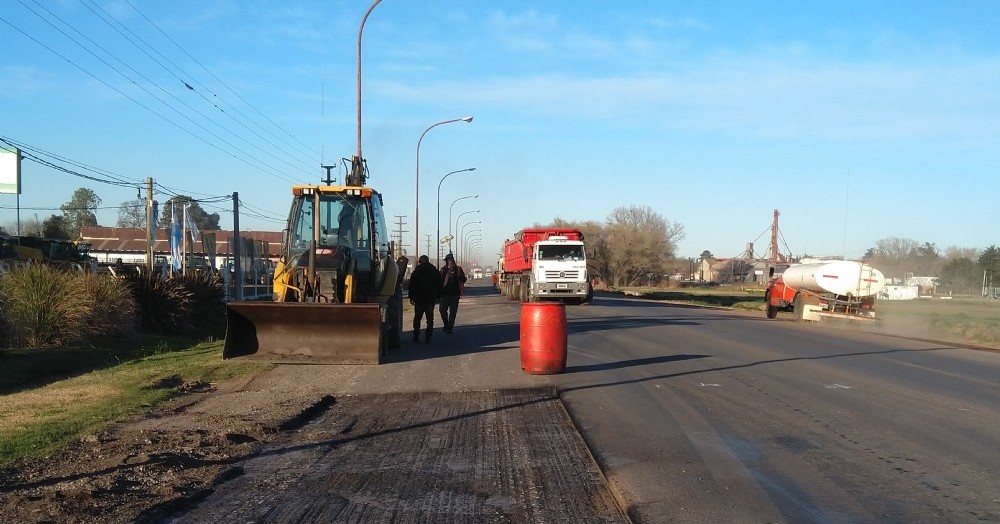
[944,245,980,262]
[869,237,919,279]
[601,205,684,287]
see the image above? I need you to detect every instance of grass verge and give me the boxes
[0,340,269,470]
[612,286,1000,348]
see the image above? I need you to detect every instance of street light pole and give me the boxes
[415,116,473,260]
[356,0,381,160]
[454,211,479,259]
[449,195,477,249]
[459,222,481,265]
[464,231,482,264]
[437,167,475,267]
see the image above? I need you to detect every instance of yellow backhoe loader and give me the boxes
[223,157,402,364]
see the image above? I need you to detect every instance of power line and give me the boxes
[4,5,302,184]
[123,0,322,162]
[76,0,319,177]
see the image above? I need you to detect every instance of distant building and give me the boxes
[79,226,281,271]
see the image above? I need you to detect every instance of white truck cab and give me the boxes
[531,236,590,303]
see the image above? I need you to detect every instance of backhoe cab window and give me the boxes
[538,244,584,261]
[290,195,370,253]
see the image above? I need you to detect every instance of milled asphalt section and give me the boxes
[162,388,627,523]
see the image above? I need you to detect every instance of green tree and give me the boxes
[977,245,1000,277]
[42,215,70,239]
[156,196,221,231]
[60,188,101,237]
[913,242,941,275]
[937,257,981,295]
[116,199,146,228]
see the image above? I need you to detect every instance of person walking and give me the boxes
[438,253,467,334]
[408,255,441,343]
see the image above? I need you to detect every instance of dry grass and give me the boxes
[0,341,269,469]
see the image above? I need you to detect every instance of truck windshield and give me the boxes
[538,244,584,261]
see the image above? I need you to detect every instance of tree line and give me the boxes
[863,237,1000,294]
[1,187,220,239]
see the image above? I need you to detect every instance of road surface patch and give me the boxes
[163,388,626,523]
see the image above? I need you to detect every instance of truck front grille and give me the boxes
[544,270,580,280]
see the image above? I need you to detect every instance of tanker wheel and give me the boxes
[765,292,778,319]
[792,294,805,321]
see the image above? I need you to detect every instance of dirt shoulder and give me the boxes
[0,372,330,524]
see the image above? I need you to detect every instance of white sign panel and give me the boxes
[0,146,20,195]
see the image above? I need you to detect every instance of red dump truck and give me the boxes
[498,228,592,304]
[765,260,886,321]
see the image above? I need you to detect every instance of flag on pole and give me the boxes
[171,202,182,272]
[185,205,200,245]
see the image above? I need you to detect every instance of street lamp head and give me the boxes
[469,167,477,171]
[461,116,473,123]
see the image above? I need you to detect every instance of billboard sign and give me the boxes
[0,146,21,195]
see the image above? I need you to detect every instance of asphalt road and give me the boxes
[173,282,999,523]
[552,291,999,524]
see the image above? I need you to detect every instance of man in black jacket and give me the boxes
[438,253,467,334]
[407,255,441,343]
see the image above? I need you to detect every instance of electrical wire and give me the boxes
[5,5,301,184]
[123,0,322,162]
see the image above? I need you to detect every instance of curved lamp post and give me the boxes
[458,222,481,265]
[415,116,473,259]
[448,195,477,244]
[436,168,475,266]
[464,235,483,264]
[355,0,382,161]
[453,211,479,258]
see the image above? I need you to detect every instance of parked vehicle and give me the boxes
[223,158,401,364]
[498,228,591,304]
[765,260,886,321]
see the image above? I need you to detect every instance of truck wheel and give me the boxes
[793,294,805,321]
[766,304,779,319]
[764,292,778,319]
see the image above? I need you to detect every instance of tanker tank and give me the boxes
[780,261,886,297]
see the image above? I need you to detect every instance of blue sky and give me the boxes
[2,1,998,264]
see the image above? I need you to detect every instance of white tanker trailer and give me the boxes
[765,260,886,321]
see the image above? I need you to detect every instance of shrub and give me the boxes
[83,273,137,339]
[0,264,94,348]
[176,272,226,338]
[127,274,193,334]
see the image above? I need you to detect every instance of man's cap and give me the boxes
[418,255,429,264]
[444,253,455,261]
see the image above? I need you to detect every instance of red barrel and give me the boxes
[520,302,567,374]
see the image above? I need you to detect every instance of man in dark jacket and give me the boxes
[408,255,440,343]
[438,253,467,334]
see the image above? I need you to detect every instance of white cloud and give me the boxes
[376,52,1000,144]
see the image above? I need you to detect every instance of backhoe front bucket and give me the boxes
[223,302,384,364]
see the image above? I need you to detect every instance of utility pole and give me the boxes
[321,165,336,186]
[425,234,431,257]
[393,215,408,257]
[145,177,154,273]
[233,192,243,300]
